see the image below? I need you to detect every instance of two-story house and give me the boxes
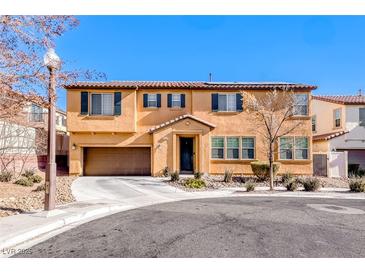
[312,94,365,177]
[0,89,69,173]
[65,81,316,177]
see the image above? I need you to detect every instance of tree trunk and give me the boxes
[269,141,274,190]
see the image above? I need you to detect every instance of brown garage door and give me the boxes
[83,147,151,176]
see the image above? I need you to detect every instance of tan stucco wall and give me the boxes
[312,139,329,154]
[68,88,313,176]
[67,89,137,132]
[312,99,345,135]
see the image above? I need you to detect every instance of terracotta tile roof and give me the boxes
[313,130,349,141]
[312,95,365,105]
[148,114,216,133]
[65,81,317,90]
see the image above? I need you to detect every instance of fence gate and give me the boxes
[328,151,348,178]
[313,154,327,177]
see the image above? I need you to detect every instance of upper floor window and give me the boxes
[30,104,43,122]
[62,116,66,127]
[359,108,365,127]
[293,94,308,116]
[279,136,309,160]
[91,93,113,115]
[211,137,224,159]
[172,94,181,107]
[143,93,161,108]
[334,108,341,128]
[311,115,316,132]
[212,93,243,112]
[147,94,157,108]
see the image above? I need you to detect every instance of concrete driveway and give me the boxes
[71,176,194,206]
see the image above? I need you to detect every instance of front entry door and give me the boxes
[180,137,194,173]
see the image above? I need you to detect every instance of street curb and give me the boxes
[0,204,130,251]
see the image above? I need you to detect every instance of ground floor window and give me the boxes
[211,137,224,159]
[211,136,255,160]
[227,137,239,159]
[242,137,255,159]
[279,136,309,160]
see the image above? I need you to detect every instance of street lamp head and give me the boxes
[44,48,61,70]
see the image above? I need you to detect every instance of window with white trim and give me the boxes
[295,137,309,160]
[360,108,365,127]
[334,108,341,128]
[311,115,316,132]
[211,137,224,159]
[172,94,181,108]
[242,137,255,159]
[293,94,308,116]
[91,93,113,115]
[280,136,309,160]
[147,94,157,108]
[227,137,239,159]
[218,94,236,112]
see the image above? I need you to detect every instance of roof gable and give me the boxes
[313,95,365,105]
[148,114,216,133]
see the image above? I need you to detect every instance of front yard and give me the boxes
[0,171,77,217]
[166,172,356,192]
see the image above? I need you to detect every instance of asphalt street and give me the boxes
[14,197,365,258]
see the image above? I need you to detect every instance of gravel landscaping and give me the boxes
[0,172,77,218]
[165,174,351,192]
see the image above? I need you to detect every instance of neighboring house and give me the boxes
[0,92,69,173]
[66,81,316,177]
[312,94,365,177]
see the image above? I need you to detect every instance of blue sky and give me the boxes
[56,16,365,110]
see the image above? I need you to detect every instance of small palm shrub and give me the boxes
[162,167,170,177]
[223,169,233,183]
[34,184,46,192]
[170,171,180,182]
[286,181,298,191]
[250,161,280,180]
[22,169,35,178]
[302,177,321,192]
[184,178,206,189]
[14,177,33,187]
[194,172,203,179]
[349,177,365,192]
[29,174,43,184]
[281,172,293,184]
[246,182,255,192]
[0,171,13,182]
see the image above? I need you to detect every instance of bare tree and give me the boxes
[0,16,105,176]
[242,87,306,190]
[0,16,105,98]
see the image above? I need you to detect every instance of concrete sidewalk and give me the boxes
[1,176,364,256]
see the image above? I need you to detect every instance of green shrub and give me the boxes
[14,177,33,187]
[22,169,35,178]
[184,178,206,189]
[170,171,180,182]
[29,174,43,184]
[246,182,255,192]
[281,172,293,184]
[302,177,321,192]
[0,171,13,182]
[286,181,298,191]
[250,161,280,180]
[162,167,170,177]
[34,184,46,192]
[194,172,203,179]
[223,169,233,183]
[349,178,365,192]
